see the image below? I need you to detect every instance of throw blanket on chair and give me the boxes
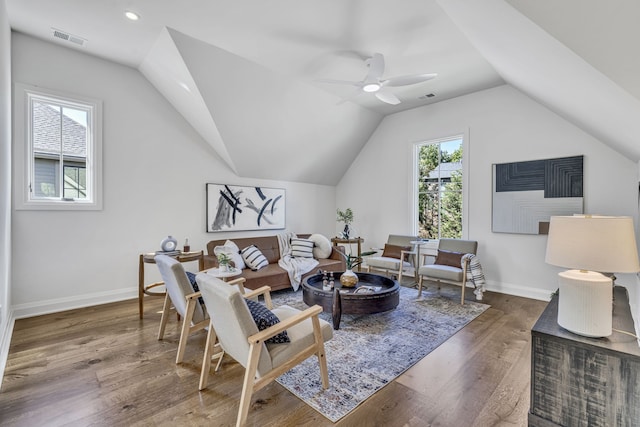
[277,232,319,291]
[462,253,486,301]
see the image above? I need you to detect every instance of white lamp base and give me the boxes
[557,270,613,337]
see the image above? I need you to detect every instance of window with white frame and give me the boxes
[414,136,464,239]
[14,84,102,210]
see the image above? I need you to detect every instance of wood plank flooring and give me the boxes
[0,283,547,426]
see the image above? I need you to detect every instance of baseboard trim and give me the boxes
[0,310,15,390]
[12,287,138,320]
[484,280,554,302]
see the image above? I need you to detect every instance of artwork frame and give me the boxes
[492,155,583,235]
[206,183,286,232]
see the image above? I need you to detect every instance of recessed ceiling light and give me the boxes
[125,11,140,21]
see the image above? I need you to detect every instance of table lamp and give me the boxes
[545,215,640,337]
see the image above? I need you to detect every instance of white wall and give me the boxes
[338,85,639,306]
[10,32,337,318]
[0,0,13,387]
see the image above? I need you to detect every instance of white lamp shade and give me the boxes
[545,215,640,273]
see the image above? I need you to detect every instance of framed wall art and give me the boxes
[492,155,583,234]
[206,183,286,232]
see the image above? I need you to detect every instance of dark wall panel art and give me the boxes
[492,155,583,234]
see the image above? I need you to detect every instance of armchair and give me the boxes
[196,272,333,427]
[416,238,478,304]
[155,254,209,364]
[365,234,417,283]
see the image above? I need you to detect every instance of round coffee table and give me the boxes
[302,272,399,329]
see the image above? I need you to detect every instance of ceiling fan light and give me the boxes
[362,83,380,93]
[125,11,140,21]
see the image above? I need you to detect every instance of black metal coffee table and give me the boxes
[302,272,399,329]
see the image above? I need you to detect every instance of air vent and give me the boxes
[51,28,86,46]
[418,93,436,100]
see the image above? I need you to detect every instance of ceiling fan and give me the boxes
[317,52,437,105]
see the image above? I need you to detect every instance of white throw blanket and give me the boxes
[277,232,319,291]
[462,253,486,301]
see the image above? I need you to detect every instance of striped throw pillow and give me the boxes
[241,245,269,271]
[291,238,314,258]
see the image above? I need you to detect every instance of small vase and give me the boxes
[343,224,350,239]
[219,264,228,272]
[340,269,359,288]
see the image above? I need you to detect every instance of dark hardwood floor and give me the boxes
[0,282,547,426]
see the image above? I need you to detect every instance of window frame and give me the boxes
[411,133,469,239]
[14,83,103,210]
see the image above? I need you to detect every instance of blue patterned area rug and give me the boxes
[272,285,490,423]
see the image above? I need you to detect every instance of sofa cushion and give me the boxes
[308,233,332,259]
[241,263,290,290]
[241,245,269,271]
[291,237,314,258]
[244,299,290,344]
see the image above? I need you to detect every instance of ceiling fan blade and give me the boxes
[336,87,363,105]
[364,52,385,82]
[384,73,438,87]
[375,90,401,105]
[316,78,363,87]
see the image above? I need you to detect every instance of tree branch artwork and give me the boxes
[207,184,285,232]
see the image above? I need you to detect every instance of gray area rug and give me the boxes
[271,285,490,422]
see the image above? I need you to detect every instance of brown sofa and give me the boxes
[203,234,346,291]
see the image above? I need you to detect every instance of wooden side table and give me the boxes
[331,237,363,271]
[138,250,204,318]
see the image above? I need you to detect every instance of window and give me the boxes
[414,135,465,239]
[14,84,102,210]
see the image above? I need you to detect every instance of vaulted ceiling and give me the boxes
[7,0,640,185]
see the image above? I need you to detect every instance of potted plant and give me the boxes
[217,252,232,272]
[336,208,354,239]
[336,248,377,287]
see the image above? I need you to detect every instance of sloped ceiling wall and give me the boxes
[140,27,382,186]
[438,0,640,162]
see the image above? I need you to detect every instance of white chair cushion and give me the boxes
[197,273,273,373]
[366,256,411,270]
[419,264,464,282]
[269,305,333,369]
[155,255,206,323]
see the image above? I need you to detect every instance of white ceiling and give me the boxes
[6,0,640,184]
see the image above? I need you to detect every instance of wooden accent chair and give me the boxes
[155,254,209,364]
[196,272,332,427]
[416,238,478,304]
[365,234,417,283]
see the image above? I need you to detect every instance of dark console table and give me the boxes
[529,286,640,426]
